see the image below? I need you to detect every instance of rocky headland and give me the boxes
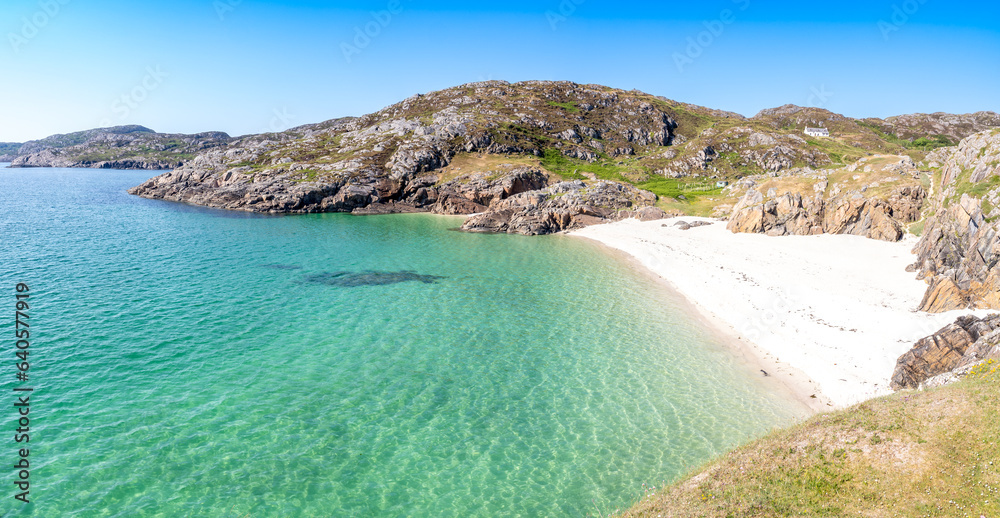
[124,81,999,238]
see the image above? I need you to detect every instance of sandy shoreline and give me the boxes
[571,217,990,410]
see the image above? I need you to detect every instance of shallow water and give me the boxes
[0,168,805,516]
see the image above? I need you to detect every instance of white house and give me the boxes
[805,127,830,137]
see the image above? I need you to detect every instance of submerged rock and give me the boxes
[301,270,444,287]
[259,264,303,270]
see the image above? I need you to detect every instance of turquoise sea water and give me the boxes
[0,167,805,517]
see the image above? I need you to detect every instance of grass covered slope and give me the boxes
[618,362,1000,518]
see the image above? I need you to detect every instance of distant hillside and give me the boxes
[0,142,20,161]
[7,126,232,170]
[863,111,1000,146]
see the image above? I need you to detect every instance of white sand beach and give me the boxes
[572,217,991,409]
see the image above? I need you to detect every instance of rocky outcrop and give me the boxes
[874,111,1000,143]
[461,180,664,235]
[910,130,1000,312]
[726,184,925,241]
[130,164,548,213]
[753,105,848,128]
[8,126,231,170]
[891,314,1000,390]
[128,81,687,219]
[911,196,1000,312]
[653,126,832,178]
[129,159,662,234]
[126,81,690,233]
[672,220,712,230]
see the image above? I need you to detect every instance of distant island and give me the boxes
[1,125,231,170]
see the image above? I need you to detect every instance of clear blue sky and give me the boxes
[2,0,998,142]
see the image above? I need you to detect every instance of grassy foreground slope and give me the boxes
[617,362,1000,518]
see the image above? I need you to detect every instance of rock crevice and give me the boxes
[891,314,1000,390]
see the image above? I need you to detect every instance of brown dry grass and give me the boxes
[434,153,545,184]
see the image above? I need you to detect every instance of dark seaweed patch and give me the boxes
[301,270,444,287]
[260,264,304,270]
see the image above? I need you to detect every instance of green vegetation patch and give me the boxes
[0,142,22,155]
[539,148,637,182]
[802,136,869,167]
[292,168,322,182]
[857,121,954,151]
[911,135,954,150]
[490,123,552,149]
[948,166,1000,210]
[645,99,715,139]
[546,101,580,113]
[636,177,723,201]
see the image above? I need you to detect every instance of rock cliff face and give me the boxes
[727,185,925,241]
[910,130,1000,311]
[725,157,926,241]
[891,314,1000,389]
[7,126,231,170]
